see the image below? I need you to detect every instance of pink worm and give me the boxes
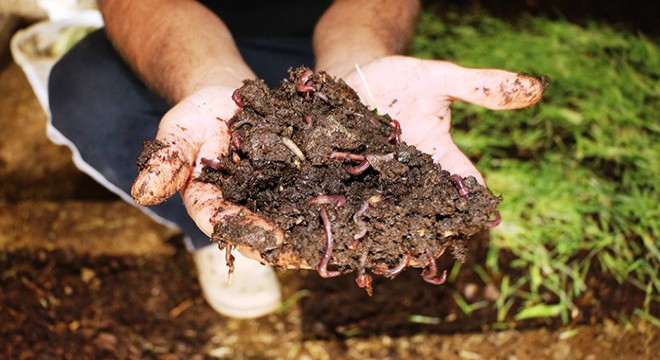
[296,69,315,93]
[356,273,373,296]
[200,157,223,171]
[372,253,411,278]
[421,248,448,285]
[329,152,366,162]
[317,207,341,278]
[387,119,401,143]
[308,195,347,208]
[349,201,371,249]
[485,211,501,227]
[346,160,371,175]
[231,88,243,108]
[449,174,470,197]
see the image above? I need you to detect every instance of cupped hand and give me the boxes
[339,55,546,184]
[131,85,290,263]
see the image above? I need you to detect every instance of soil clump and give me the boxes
[200,67,501,291]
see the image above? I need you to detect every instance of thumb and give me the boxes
[433,61,547,110]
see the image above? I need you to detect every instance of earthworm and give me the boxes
[303,115,312,125]
[308,195,347,208]
[230,119,253,132]
[349,201,371,249]
[485,211,501,227]
[314,92,330,103]
[372,253,411,278]
[231,88,242,108]
[200,157,224,171]
[421,248,448,285]
[317,207,341,278]
[329,151,373,175]
[231,132,241,149]
[387,119,401,143]
[296,69,315,93]
[329,151,366,162]
[346,160,371,175]
[449,174,470,197]
[356,273,373,296]
[298,68,313,85]
[355,253,373,296]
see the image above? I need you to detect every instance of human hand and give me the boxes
[338,55,546,184]
[131,85,291,263]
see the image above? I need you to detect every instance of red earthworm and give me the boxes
[355,253,373,295]
[387,119,401,143]
[421,248,448,285]
[303,115,312,125]
[231,88,242,108]
[485,211,501,227]
[372,253,411,278]
[230,119,253,131]
[296,69,315,93]
[231,132,241,149]
[298,69,313,85]
[200,157,223,171]
[314,92,330,103]
[308,195,347,208]
[349,201,371,249]
[449,174,470,197]
[347,239,361,251]
[346,160,371,175]
[329,151,366,162]
[329,152,372,175]
[356,273,373,296]
[317,207,341,278]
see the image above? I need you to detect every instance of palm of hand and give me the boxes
[342,56,478,181]
[342,55,545,184]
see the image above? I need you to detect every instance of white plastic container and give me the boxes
[10,10,103,113]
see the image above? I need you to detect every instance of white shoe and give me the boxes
[193,244,282,319]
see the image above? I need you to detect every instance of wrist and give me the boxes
[179,64,255,102]
[316,51,388,79]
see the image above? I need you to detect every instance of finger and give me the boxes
[182,180,294,258]
[130,119,195,206]
[182,181,313,269]
[436,61,547,110]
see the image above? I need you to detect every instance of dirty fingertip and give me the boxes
[496,72,547,109]
[131,147,191,206]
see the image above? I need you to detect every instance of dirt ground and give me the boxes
[1,52,658,359]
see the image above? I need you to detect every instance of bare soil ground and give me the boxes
[1,54,658,359]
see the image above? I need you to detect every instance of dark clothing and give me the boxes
[48,3,329,250]
[199,0,332,37]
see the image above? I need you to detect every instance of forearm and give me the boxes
[99,0,254,104]
[313,0,421,77]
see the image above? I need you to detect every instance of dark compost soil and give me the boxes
[200,68,501,292]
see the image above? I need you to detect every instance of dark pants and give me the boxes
[48,29,315,250]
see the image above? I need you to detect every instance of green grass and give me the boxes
[411,10,659,324]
